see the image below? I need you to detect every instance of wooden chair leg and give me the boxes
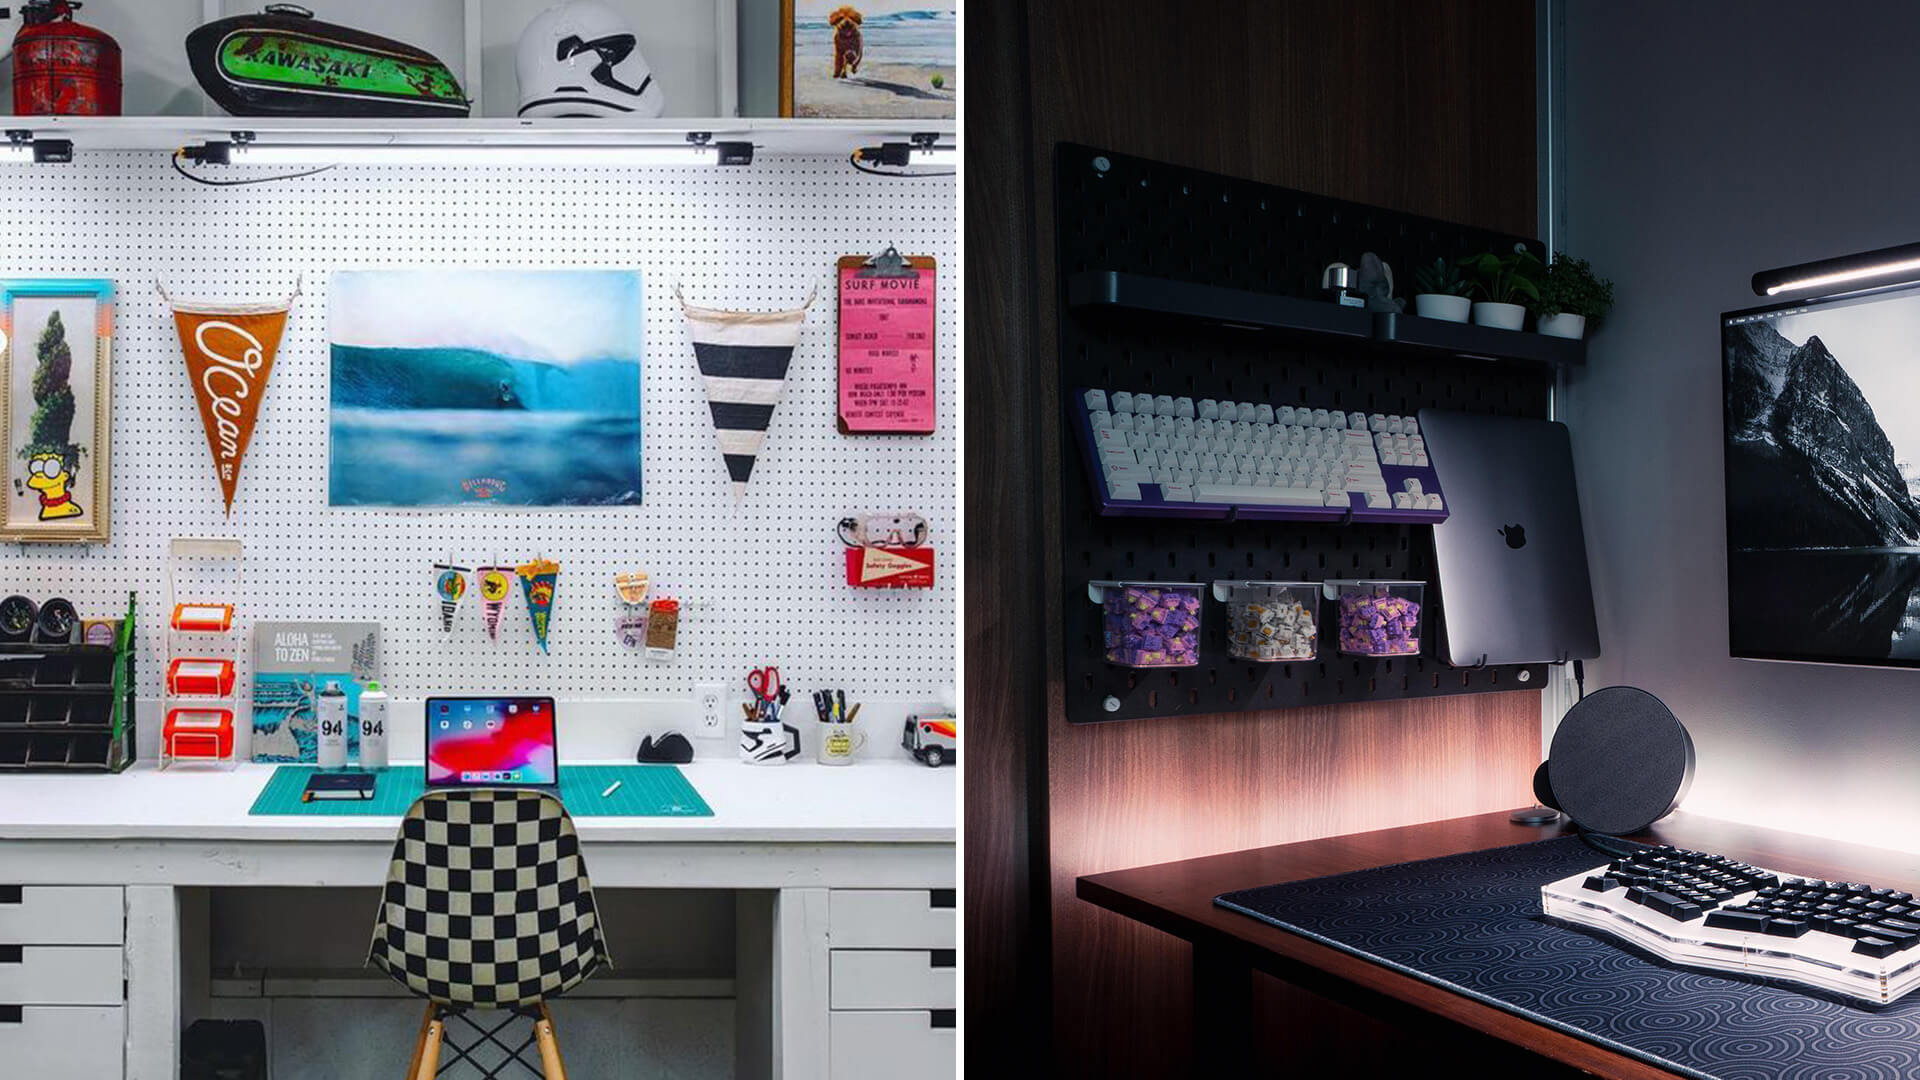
[412,1004,446,1080]
[405,1001,435,1080]
[534,1002,568,1080]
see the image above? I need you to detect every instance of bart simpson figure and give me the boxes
[829,6,864,78]
[24,452,82,521]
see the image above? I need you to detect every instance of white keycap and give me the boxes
[1094,426,1126,448]
[1172,471,1193,485]
[1084,389,1108,412]
[1312,408,1331,427]
[1422,493,1442,510]
[1099,445,1134,465]
[1414,454,1429,467]
[1404,478,1423,495]
[1134,392,1153,416]
[1276,406,1295,426]
[1174,396,1195,419]
[1193,482,1323,506]
[1147,435,1169,452]
[1393,491,1413,508]
[1324,491,1351,508]
[1152,468,1174,484]
[1349,411,1367,430]
[1370,413,1389,432]
[1398,453,1416,466]
[1330,411,1347,430]
[1255,458,1277,476]
[1154,394,1175,416]
[1178,451,1200,469]
[1111,391,1134,413]
[1106,462,1152,483]
[1364,490,1388,508]
[1198,398,1218,420]
[1168,436,1189,453]
[1161,483,1194,502]
[1388,415,1405,435]
[1250,421,1270,441]
[1254,403,1274,424]
[1175,417,1195,437]
[1428,494,1443,511]
[1404,417,1418,435]
[1109,482,1142,501]
[1124,431,1148,449]
[1194,417,1214,438]
[1089,409,1112,429]
[1136,449,1160,468]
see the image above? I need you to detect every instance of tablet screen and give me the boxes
[425,697,557,786]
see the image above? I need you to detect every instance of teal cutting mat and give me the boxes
[249,765,712,817]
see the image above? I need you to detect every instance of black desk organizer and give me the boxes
[0,593,136,771]
[1057,143,1553,724]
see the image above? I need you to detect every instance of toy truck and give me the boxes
[902,713,957,767]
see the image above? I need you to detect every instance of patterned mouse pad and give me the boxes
[1217,835,1920,1080]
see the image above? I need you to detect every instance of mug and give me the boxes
[740,720,801,764]
[816,721,867,765]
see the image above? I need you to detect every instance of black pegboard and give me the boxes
[1056,143,1551,724]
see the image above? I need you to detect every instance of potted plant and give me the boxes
[1461,247,1541,331]
[1532,253,1614,340]
[1411,257,1472,323]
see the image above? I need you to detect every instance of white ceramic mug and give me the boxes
[816,722,867,765]
[740,720,800,764]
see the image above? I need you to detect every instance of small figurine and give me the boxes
[902,713,956,767]
[1355,252,1404,313]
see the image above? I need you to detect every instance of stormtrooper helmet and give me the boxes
[517,1,666,118]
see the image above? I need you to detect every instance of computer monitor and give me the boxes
[424,696,559,787]
[1723,282,1920,666]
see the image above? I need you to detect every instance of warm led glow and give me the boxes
[1764,256,1920,295]
[227,143,738,167]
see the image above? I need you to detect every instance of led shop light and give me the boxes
[180,134,754,169]
[1752,240,1920,296]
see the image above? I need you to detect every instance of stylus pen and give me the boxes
[602,781,623,798]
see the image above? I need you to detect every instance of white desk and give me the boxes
[0,760,957,1080]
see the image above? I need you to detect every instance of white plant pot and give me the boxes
[1471,301,1526,331]
[1536,312,1587,340]
[1413,294,1471,323]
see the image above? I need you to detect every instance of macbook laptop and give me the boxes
[425,695,560,795]
[1417,410,1600,666]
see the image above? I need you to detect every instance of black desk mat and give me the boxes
[1216,835,1920,1080]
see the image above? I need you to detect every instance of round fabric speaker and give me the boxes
[1544,686,1694,836]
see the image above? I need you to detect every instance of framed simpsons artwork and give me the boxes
[0,279,113,543]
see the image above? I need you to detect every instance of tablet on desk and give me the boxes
[424,696,560,794]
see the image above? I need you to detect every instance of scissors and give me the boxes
[749,667,782,720]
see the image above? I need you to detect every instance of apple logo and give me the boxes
[1499,524,1527,549]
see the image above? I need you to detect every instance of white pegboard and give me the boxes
[0,154,955,705]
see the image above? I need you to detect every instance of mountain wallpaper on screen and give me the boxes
[1724,320,1920,549]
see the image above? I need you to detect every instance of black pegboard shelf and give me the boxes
[1066,270,1585,368]
[1056,142,1556,724]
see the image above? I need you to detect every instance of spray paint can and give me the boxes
[316,680,348,769]
[357,681,389,769]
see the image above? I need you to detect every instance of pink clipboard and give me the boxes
[837,254,937,435]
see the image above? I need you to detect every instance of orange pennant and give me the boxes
[171,301,291,514]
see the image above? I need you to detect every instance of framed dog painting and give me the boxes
[780,0,955,118]
[0,280,113,543]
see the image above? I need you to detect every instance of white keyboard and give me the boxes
[1071,387,1449,522]
[1542,845,1920,1006]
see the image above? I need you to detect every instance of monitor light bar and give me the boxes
[1753,240,1920,297]
[184,138,754,169]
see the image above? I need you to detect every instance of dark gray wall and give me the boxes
[1560,0,1920,842]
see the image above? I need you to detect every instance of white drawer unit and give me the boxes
[830,950,956,1010]
[827,889,956,949]
[0,1005,126,1080]
[828,1009,955,1080]
[0,946,123,1005]
[0,886,124,946]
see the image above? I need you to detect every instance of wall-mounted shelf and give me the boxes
[0,115,954,158]
[1068,270,1585,368]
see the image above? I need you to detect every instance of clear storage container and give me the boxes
[1089,581,1205,668]
[1213,581,1320,662]
[1325,579,1426,657]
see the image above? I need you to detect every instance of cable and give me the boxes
[170,148,337,187]
[1573,658,1585,701]
[849,147,953,178]
[1578,831,1644,861]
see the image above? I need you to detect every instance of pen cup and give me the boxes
[816,721,867,765]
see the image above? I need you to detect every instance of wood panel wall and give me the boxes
[965,1,1543,1074]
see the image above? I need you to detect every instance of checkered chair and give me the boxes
[369,789,609,1080]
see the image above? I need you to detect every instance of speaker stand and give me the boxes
[1510,805,1562,826]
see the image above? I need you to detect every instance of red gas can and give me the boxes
[9,1,122,116]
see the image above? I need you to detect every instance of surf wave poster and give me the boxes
[328,270,643,507]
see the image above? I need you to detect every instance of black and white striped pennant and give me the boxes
[680,292,812,499]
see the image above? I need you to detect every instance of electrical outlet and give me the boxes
[696,683,725,734]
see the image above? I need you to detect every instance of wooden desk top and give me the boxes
[1077,810,1920,1080]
